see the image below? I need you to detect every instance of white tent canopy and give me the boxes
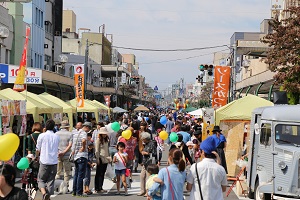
[113,107,128,113]
[188,108,203,117]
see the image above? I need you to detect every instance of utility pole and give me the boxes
[232,42,237,101]
[84,39,89,99]
[115,62,119,107]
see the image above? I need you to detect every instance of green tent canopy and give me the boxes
[216,94,274,125]
[184,107,198,112]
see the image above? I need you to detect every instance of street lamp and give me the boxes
[0,26,9,63]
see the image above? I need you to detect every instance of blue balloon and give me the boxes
[160,116,167,125]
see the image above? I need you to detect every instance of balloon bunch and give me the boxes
[158,131,179,143]
[106,122,121,133]
[173,99,190,110]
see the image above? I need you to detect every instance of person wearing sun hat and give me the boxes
[211,125,228,173]
[186,136,227,200]
[94,127,110,194]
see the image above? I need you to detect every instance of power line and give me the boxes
[89,42,229,52]
[112,44,229,52]
[139,49,229,65]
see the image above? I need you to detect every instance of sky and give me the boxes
[63,0,271,91]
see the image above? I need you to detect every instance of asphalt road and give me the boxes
[17,146,247,200]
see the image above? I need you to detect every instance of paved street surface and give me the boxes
[17,146,248,200]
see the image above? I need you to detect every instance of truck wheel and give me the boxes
[254,181,271,200]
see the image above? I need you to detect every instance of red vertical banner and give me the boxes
[104,95,111,107]
[13,26,31,92]
[74,64,84,108]
[212,66,231,108]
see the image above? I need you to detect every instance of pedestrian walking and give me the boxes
[36,119,60,200]
[165,117,174,145]
[138,132,157,196]
[113,142,128,195]
[70,121,90,197]
[27,122,42,156]
[55,120,72,189]
[186,136,227,200]
[94,127,110,194]
[211,126,228,173]
[148,148,186,200]
[83,133,94,195]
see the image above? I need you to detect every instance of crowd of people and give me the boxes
[0,109,230,200]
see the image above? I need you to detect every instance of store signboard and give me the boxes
[0,64,42,84]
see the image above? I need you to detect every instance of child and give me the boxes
[186,141,195,163]
[146,164,161,200]
[154,134,164,166]
[83,133,95,195]
[113,142,128,195]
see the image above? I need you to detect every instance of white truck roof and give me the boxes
[253,105,300,122]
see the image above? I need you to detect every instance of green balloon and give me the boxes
[17,157,29,170]
[111,122,121,132]
[170,132,178,143]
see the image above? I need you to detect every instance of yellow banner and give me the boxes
[13,26,30,92]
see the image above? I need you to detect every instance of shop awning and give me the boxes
[92,100,109,110]
[0,88,52,122]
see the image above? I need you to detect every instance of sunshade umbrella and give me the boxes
[134,105,149,112]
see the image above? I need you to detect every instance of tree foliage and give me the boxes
[200,82,213,102]
[261,7,300,103]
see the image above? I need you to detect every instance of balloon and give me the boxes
[170,132,178,143]
[159,131,168,140]
[111,122,120,132]
[0,133,20,161]
[17,157,29,170]
[105,123,114,133]
[122,130,132,140]
[160,116,167,125]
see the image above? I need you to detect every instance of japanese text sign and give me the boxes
[74,64,85,108]
[212,66,231,108]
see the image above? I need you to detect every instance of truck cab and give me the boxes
[247,105,300,200]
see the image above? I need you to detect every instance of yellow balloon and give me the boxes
[0,133,20,161]
[159,131,168,140]
[122,130,132,140]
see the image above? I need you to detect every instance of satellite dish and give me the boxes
[254,123,260,135]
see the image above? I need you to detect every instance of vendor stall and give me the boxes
[0,88,52,122]
[68,99,101,123]
[215,94,273,176]
[39,92,75,129]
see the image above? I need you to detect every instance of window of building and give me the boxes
[260,123,271,146]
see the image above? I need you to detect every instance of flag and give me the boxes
[212,66,231,108]
[13,26,30,91]
[74,64,84,108]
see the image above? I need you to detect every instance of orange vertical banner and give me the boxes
[13,26,31,92]
[212,66,231,108]
[74,64,84,108]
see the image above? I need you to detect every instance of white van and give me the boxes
[247,105,300,200]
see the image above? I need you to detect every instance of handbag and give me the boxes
[195,163,204,200]
[117,152,131,177]
[69,132,81,163]
[166,167,175,200]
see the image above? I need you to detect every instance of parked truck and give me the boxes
[247,105,300,200]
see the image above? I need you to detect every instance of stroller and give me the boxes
[21,158,39,200]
